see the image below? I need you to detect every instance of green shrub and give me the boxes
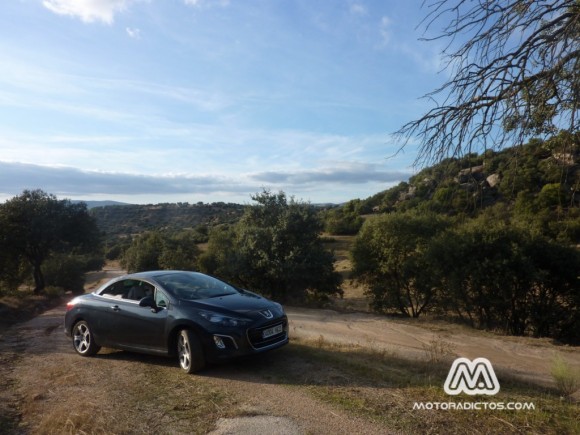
[44,285,65,299]
[43,255,86,295]
[551,354,580,397]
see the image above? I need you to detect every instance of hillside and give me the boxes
[90,202,244,241]
[89,134,580,244]
[370,134,578,210]
[350,133,580,243]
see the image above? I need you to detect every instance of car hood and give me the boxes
[179,292,283,318]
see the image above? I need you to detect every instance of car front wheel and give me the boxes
[177,329,205,373]
[72,320,101,356]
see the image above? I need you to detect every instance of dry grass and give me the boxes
[323,234,371,312]
[552,354,580,398]
[281,336,580,435]
[14,344,238,434]
[422,336,457,364]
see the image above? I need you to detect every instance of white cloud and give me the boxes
[42,0,134,24]
[250,162,409,185]
[0,160,411,203]
[350,2,367,16]
[379,15,392,46]
[0,161,246,197]
[183,0,230,8]
[126,27,141,38]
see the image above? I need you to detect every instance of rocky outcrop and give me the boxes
[456,165,485,183]
[486,173,501,188]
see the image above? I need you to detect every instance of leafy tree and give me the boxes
[397,0,580,165]
[429,224,534,332]
[538,183,569,209]
[322,206,364,235]
[237,190,342,302]
[0,190,101,293]
[43,254,86,295]
[200,190,342,303]
[158,231,201,270]
[0,252,28,295]
[198,225,241,279]
[352,211,450,317]
[121,230,200,273]
[429,220,580,342]
[122,232,165,272]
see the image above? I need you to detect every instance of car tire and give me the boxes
[72,320,101,356]
[177,329,205,373]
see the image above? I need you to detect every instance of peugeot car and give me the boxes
[64,270,289,373]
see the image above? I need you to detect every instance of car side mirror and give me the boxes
[139,296,157,312]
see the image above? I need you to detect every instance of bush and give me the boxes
[105,244,124,261]
[121,230,200,273]
[551,354,580,397]
[351,211,450,317]
[200,190,342,302]
[43,255,86,295]
[323,207,364,235]
[44,285,65,299]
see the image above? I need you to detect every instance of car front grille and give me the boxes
[247,318,288,350]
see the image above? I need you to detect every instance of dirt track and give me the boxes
[0,268,578,434]
[288,307,580,388]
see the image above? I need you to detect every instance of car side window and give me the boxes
[155,289,168,309]
[100,281,127,299]
[127,280,154,301]
[100,279,154,301]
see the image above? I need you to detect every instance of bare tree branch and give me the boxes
[397,0,580,167]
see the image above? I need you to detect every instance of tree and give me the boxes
[322,205,364,235]
[198,225,241,279]
[200,190,342,303]
[351,211,450,317]
[397,0,580,165]
[122,232,165,272]
[158,231,201,270]
[429,218,580,342]
[0,190,101,293]
[121,230,200,273]
[43,254,87,295]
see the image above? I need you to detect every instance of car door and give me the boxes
[113,281,168,351]
[90,279,132,346]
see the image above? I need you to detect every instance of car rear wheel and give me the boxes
[177,329,205,373]
[72,320,101,356]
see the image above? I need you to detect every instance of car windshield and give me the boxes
[154,272,238,300]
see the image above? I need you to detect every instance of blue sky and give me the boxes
[0,0,445,204]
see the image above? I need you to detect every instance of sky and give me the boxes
[0,0,446,205]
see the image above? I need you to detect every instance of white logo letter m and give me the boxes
[444,357,500,396]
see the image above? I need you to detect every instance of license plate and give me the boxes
[262,324,283,339]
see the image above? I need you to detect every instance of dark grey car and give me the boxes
[64,270,288,373]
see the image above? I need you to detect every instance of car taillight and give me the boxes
[66,299,78,311]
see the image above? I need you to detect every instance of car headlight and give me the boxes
[198,311,251,327]
[272,302,284,315]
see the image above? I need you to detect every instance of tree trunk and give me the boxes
[32,260,45,294]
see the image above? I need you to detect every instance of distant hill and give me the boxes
[331,132,580,243]
[358,133,579,216]
[88,133,580,244]
[90,202,245,241]
[74,200,131,209]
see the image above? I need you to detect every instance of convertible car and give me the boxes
[64,270,289,373]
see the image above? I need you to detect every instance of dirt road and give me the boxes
[0,268,578,434]
[288,307,580,388]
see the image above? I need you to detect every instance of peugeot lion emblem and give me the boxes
[260,310,274,319]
